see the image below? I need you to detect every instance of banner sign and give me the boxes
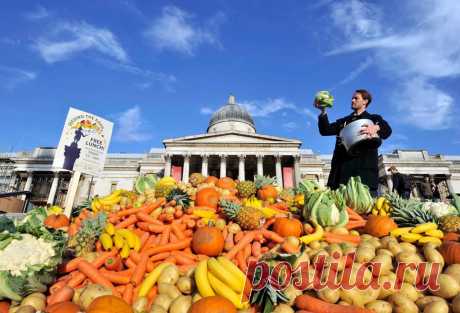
[52,107,113,176]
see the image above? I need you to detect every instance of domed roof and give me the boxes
[207,95,256,133]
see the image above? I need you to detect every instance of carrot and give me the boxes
[150,252,171,262]
[139,232,150,249]
[346,207,364,221]
[92,249,118,268]
[251,241,261,257]
[63,257,84,273]
[115,285,126,294]
[295,294,374,313]
[145,238,193,256]
[141,197,166,214]
[67,271,86,288]
[136,212,159,224]
[49,279,69,294]
[323,232,361,244]
[117,207,141,218]
[186,219,196,229]
[100,270,131,285]
[123,283,134,305]
[147,286,158,310]
[170,232,179,243]
[116,215,138,229]
[171,223,186,240]
[164,256,177,264]
[131,253,149,286]
[226,231,256,260]
[173,254,196,265]
[178,263,197,273]
[224,233,235,252]
[261,229,284,243]
[68,224,79,236]
[234,231,244,242]
[236,250,247,272]
[346,220,367,230]
[77,260,114,288]
[125,258,136,269]
[141,235,157,253]
[160,227,171,245]
[129,250,142,263]
[281,241,300,254]
[244,242,252,260]
[183,229,193,237]
[263,217,276,229]
[172,250,197,261]
[47,286,74,305]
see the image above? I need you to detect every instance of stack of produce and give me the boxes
[338,176,374,214]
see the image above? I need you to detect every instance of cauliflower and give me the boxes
[422,201,458,218]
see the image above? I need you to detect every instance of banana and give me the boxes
[207,272,248,309]
[104,223,115,236]
[390,227,413,237]
[195,260,215,297]
[193,209,217,219]
[299,225,324,244]
[91,198,102,212]
[400,232,423,243]
[113,233,125,249]
[120,241,130,258]
[99,195,122,206]
[375,197,385,211]
[99,233,113,250]
[133,233,141,252]
[260,207,283,218]
[418,237,442,246]
[217,257,248,289]
[116,229,136,248]
[208,258,243,293]
[411,223,438,234]
[138,263,173,297]
[424,229,444,239]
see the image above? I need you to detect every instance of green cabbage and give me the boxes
[134,174,158,194]
[315,90,334,108]
[302,189,348,227]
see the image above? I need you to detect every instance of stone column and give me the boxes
[183,154,190,183]
[47,172,60,205]
[201,154,208,177]
[317,174,326,187]
[164,154,172,177]
[220,154,227,178]
[446,176,455,197]
[257,154,264,176]
[386,175,393,192]
[21,171,33,200]
[294,154,301,187]
[275,154,283,187]
[238,155,245,181]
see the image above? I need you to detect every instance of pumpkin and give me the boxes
[205,176,219,185]
[257,185,278,201]
[362,215,397,238]
[0,302,9,313]
[189,296,236,313]
[273,217,303,237]
[443,232,460,242]
[440,241,460,265]
[86,295,133,313]
[45,301,80,313]
[192,226,224,256]
[217,177,236,190]
[44,214,70,229]
[196,187,220,209]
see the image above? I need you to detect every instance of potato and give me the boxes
[356,246,376,263]
[317,288,340,304]
[388,294,419,313]
[415,296,446,310]
[312,250,329,264]
[400,283,421,302]
[371,254,393,275]
[365,300,392,313]
[272,304,294,313]
[452,293,460,313]
[430,273,460,299]
[377,248,393,258]
[331,227,349,235]
[340,287,379,307]
[423,300,449,313]
[149,304,168,313]
[423,246,444,268]
[444,264,460,284]
[399,242,417,254]
[78,284,112,310]
[14,306,35,313]
[176,276,193,294]
[133,297,148,313]
[338,300,351,305]
[309,241,321,249]
[396,251,422,264]
[388,242,402,255]
[169,295,192,313]
[154,294,173,311]
[341,244,356,256]
[192,293,202,303]
[380,236,397,249]
[20,293,46,311]
[326,244,342,257]
[367,238,382,249]
[158,283,181,300]
[361,234,374,241]
[158,265,180,285]
[283,284,302,306]
[378,273,397,299]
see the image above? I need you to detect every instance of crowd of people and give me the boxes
[388,166,441,201]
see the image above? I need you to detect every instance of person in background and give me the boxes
[388,166,411,199]
[432,179,441,202]
[420,176,433,201]
[315,89,392,197]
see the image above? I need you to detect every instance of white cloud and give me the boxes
[144,6,224,55]
[200,107,213,115]
[283,122,298,130]
[334,56,373,87]
[239,98,296,117]
[24,5,50,20]
[35,21,128,63]
[0,65,37,89]
[325,0,460,130]
[114,106,152,142]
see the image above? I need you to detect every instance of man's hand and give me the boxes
[360,124,380,138]
[313,98,326,114]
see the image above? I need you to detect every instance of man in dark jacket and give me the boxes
[420,176,433,200]
[315,89,392,196]
[388,166,411,199]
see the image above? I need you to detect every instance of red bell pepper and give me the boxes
[104,256,122,271]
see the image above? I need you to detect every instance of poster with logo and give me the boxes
[52,107,113,176]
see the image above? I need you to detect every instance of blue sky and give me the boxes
[1,0,459,155]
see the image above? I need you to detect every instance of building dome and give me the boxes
[207,95,256,133]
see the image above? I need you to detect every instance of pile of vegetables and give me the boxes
[338,176,374,214]
[302,189,348,228]
[0,208,66,302]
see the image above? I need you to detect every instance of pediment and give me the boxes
[163,131,301,145]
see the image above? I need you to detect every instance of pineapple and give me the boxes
[166,188,191,208]
[189,173,205,187]
[439,215,460,232]
[68,212,107,257]
[386,192,437,227]
[254,175,277,189]
[220,200,265,230]
[237,180,257,198]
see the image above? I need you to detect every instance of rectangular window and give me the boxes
[110,182,118,193]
